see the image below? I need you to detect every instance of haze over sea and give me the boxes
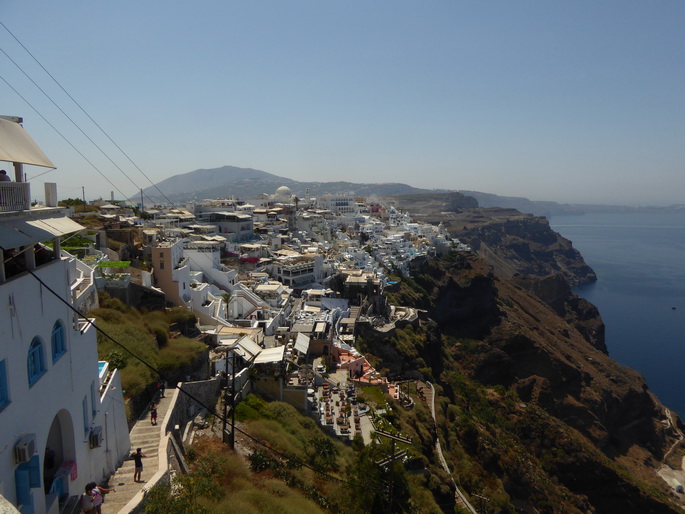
[550,212,685,418]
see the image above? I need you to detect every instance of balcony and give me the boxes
[0,182,31,212]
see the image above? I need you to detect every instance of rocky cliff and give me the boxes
[392,202,606,353]
[374,253,680,512]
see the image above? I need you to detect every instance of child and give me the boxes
[87,481,115,514]
[150,403,158,425]
[80,484,95,513]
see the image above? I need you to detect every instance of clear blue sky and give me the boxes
[2,1,684,206]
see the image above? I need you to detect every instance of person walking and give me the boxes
[150,403,158,425]
[132,448,147,483]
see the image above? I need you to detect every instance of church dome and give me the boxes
[274,185,293,200]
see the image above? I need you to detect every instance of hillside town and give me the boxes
[0,116,477,513]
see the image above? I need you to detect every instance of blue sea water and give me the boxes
[549,212,685,417]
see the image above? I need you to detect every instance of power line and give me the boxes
[0,46,154,204]
[0,21,178,207]
[3,247,364,488]
[0,75,132,202]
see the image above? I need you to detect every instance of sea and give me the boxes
[549,212,685,418]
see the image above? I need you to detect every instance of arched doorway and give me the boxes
[43,410,76,497]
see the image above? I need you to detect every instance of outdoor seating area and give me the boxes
[316,381,372,443]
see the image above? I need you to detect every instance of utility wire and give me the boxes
[0,46,156,205]
[0,75,131,202]
[2,246,364,488]
[0,21,177,207]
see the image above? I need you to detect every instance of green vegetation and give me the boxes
[59,198,99,213]
[91,293,204,398]
[234,394,446,512]
[97,261,131,268]
[142,438,324,514]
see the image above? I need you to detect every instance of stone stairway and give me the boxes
[101,393,173,513]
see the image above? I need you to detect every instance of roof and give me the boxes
[295,332,310,355]
[254,345,285,364]
[0,215,84,249]
[291,323,314,334]
[220,336,262,361]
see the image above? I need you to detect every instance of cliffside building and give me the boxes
[0,116,129,513]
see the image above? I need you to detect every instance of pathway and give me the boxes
[100,393,173,513]
[657,407,685,499]
[418,381,477,514]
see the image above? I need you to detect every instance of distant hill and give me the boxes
[139,165,448,204]
[139,165,684,214]
[460,190,685,217]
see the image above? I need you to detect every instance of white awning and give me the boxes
[295,332,310,355]
[0,215,84,249]
[27,216,84,236]
[221,336,262,361]
[254,346,285,365]
[0,118,55,168]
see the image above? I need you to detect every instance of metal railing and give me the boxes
[0,182,31,211]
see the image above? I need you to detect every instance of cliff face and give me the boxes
[380,254,679,512]
[392,202,606,353]
[445,208,597,286]
[411,256,662,449]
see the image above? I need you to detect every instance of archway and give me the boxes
[43,410,76,496]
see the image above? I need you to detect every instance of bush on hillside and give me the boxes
[92,294,205,399]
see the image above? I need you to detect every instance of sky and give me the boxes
[1,1,684,206]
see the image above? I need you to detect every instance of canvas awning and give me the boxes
[0,117,55,168]
[0,215,84,249]
[295,332,310,355]
[253,346,285,365]
[221,336,262,361]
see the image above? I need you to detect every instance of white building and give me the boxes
[316,195,358,216]
[0,116,129,513]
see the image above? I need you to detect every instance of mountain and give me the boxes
[140,165,447,204]
[460,190,685,217]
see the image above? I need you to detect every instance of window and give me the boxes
[0,360,9,411]
[51,320,66,362]
[82,396,89,436]
[160,260,165,270]
[27,337,46,386]
[91,381,98,416]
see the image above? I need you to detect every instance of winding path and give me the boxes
[419,381,477,513]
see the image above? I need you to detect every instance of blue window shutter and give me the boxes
[15,466,31,507]
[28,455,41,488]
[82,396,89,436]
[0,360,9,410]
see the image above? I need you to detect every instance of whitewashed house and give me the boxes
[0,116,129,513]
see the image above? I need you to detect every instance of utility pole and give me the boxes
[374,427,412,513]
[230,350,236,450]
[222,350,229,444]
[140,188,144,215]
[82,186,86,212]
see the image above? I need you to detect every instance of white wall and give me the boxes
[0,257,129,513]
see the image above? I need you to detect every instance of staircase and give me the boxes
[101,394,172,513]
